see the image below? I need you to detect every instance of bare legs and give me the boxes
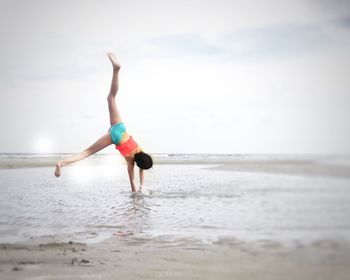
[106,52,122,126]
[55,133,112,177]
[54,53,122,177]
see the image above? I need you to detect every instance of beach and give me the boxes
[1,235,350,280]
[1,154,350,279]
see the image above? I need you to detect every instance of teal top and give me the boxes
[109,122,127,145]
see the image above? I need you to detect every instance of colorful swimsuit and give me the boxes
[109,122,127,145]
[116,136,139,156]
[109,122,139,156]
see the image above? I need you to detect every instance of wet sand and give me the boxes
[1,236,350,280]
[209,161,350,178]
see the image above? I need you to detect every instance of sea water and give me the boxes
[0,155,350,245]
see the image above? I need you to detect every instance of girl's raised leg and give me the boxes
[106,53,122,126]
[55,133,112,177]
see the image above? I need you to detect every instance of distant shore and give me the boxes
[1,153,350,178]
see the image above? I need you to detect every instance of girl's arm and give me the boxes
[139,168,145,187]
[127,161,137,192]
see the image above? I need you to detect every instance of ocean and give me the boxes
[0,154,350,247]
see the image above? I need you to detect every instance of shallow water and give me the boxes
[0,158,350,245]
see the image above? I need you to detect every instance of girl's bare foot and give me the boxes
[107,52,121,70]
[54,162,61,177]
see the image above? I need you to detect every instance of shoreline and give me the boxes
[1,154,350,179]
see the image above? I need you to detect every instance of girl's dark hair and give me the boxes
[134,152,153,170]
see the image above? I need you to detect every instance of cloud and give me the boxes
[219,24,329,62]
[144,34,224,57]
[140,20,350,63]
[337,15,350,28]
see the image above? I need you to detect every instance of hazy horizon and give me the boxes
[1,0,350,154]
[3,151,350,156]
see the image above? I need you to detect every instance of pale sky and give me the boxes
[1,0,349,154]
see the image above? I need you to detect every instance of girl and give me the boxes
[54,53,153,192]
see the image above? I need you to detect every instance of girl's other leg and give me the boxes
[106,53,122,126]
[55,133,112,177]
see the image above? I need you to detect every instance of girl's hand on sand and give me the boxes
[137,186,150,196]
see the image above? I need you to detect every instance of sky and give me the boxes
[0,0,349,154]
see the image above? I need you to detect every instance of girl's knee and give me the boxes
[107,95,115,102]
[83,149,93,157]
